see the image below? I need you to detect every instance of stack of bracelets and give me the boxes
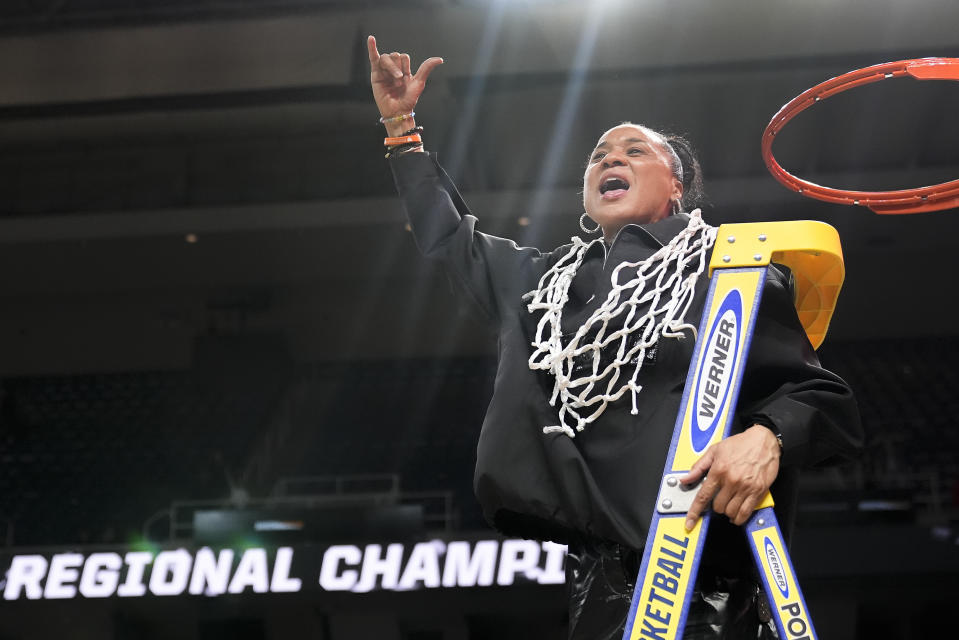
[381,112,423,158]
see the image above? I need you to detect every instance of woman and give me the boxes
[368,36,861,639]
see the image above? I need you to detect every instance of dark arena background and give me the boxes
[0,1,958,638]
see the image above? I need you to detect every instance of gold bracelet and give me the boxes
[379,111,414,125]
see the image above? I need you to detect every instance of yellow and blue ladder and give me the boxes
[624,221,845,640]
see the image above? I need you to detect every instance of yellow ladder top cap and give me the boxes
[709,220,844,349]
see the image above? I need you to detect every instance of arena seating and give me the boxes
[0,336,291,546]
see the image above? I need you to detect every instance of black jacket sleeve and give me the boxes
[389,151,550,324]
[737,265,863,469]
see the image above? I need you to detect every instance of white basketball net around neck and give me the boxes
[525,210,717,438]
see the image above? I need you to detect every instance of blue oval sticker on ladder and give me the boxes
[691,288,742,453]
[764,537,790,599]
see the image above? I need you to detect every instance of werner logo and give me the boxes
[691,289,742,452]
[764,537,789,598]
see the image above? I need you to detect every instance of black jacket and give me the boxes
[391,152,862,574]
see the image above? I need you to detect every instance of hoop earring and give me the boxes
[579,212,601,234]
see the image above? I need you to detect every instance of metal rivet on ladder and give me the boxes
[722,255,731,263]
[661,499,673,510]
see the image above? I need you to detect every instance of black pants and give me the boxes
[566,541,779,640]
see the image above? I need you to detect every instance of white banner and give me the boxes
[1,538,568,601]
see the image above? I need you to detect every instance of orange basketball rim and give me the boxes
[762,57,959,215]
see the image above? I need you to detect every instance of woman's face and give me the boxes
[583,125,683,240]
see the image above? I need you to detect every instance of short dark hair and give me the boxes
[661,132,706,211]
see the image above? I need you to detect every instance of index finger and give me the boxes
[680,448,713,486]
[684,476,718,532]
[367,35,380,64]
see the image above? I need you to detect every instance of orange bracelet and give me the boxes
[384,133,423,147]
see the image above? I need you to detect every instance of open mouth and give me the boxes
[599,177,629,199]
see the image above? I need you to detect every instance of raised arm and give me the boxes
[370,36,551,324]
